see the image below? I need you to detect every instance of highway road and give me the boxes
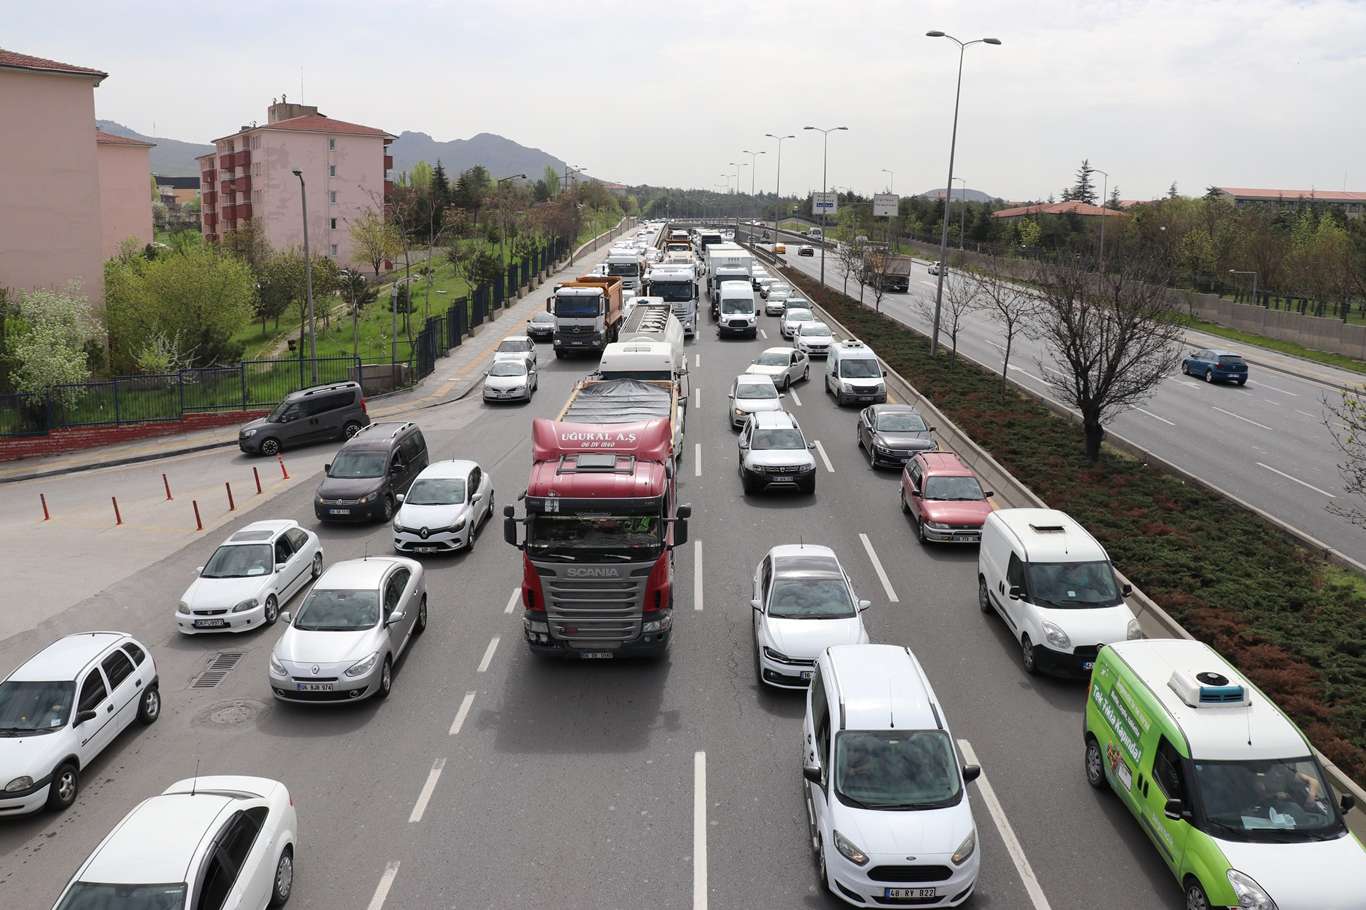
[0,268,1190,909]
[772,235,1366,565]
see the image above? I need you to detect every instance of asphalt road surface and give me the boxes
[0,271,1199,909]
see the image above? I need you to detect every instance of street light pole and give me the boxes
[926,31,1001,356]
[803,125,849,286]
[291,169,317,383]
[742,149,766,222]
[1094,167,1110,273]
[767,133,795,247]
[952,176,967,251]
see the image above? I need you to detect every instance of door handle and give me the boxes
[106,704,114,713]
[998,581,1004,594]
[135,679,142,688]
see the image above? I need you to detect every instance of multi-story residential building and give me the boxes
[154,175,201,208]
[199,98,394,268]
[0,50,153,309]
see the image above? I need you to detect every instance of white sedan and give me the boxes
[780,307,817,339]
[177,520,322,634]
[746,347,810,390]
[482,359,538,402]
[751,544,870,688]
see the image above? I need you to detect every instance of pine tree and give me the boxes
[1071,159,1097,205]
[1168,181,1179,199]
[1108,186,1121,210]
[432,160,450,207]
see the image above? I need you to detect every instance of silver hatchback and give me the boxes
[269,557,426,703]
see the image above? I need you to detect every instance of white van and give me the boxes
[977,508,1140,676]
[825,340,886,405]
[717,281,757,338]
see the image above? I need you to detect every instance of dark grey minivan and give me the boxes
[239,382,369,456]
[314,422,429,523]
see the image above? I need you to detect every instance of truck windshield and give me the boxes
[1192,757,1346,843]
[651,281,693,301]
[529,513,664,554]
[607,262,640,277]
[554,297,601,318]
[721,299,754,315]
[1023,561,1122,608]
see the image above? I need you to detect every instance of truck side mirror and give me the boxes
[803,765,822,786]
[503,505,520,548]
[1163,798,1189,822]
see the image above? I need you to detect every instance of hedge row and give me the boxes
[780,265,1366,780]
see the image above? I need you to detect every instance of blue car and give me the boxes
[1181,348,1248,385]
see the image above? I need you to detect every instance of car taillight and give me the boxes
[642,551,671,613]
[359,397,368,413]
[522,555,545,613]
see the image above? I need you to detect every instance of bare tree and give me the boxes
[1325,386,1366,526]
[1033,251,1184,461]
[835,239,867,297]
[975,253,1040,395]
[863,249,889,313]
[915,258,980,361]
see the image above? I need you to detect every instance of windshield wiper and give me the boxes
[530,550,577,561]
[0,726,39,734]
[836,791,874,810]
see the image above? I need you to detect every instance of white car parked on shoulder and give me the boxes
[50,775,298,909]
[0,632,159,815]
[177,521,322,634]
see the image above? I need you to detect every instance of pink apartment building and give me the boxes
[0,50,153,310]
[200,99,394,269]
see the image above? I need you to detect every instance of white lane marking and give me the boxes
[789,388,803,406]
[694,443,702,477]
[1259,399,1281,408]
[449,691,476,736]
[366,861,401,910]
[694,541,704,611]
[958,740,1053,910]
[693,386,700,410]
[1210,406,1273,431]
[1133,406,1175,427]
[813,440,835,473]
[858,532,900,603]
[1256,462,1336,498]
[1258,381,1298,397]
[1295,408,1320,419]
[987,340,1005,353]
[407,758,446,823]
[503,587,519,614]
[694,353,700,368]
[694,751,708,910]
[477,636,500,673]
[1009,364,1050,385]
[759,328,768,339]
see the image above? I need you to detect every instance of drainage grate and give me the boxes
[193,652,245,689]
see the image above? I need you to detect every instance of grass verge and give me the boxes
[1182,317,1366,377]
[780,264,1366,780]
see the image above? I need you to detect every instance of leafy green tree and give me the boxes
[348,208,400,279]
[469,251,503,289]
[543,165,561,197]
[533,179,551,203]
[6,285,100,402]
[409,160,433,193]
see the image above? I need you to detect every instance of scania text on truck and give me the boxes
[644,264,699,336]
[503,418,692,660]
[547,275,623,357]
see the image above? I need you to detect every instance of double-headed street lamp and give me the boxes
[803,125,849,284]
[926,30,1001,355]
[741,148,766,219]
[767,133,795,243]
[290,169,317,383]
[1093,167,1111,270]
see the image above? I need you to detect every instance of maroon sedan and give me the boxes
[900,452,994,543]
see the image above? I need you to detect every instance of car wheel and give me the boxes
[802,365,809,381]
[1184,879,1211,910]
[311,553,322,580]
[382,495,395,521]
[816,837,833,894]
[1204,368,1214,383]
[415,597,428,635]
[978,577,992,614]
[1236,378,1246,386]
[466,522,477,552]
[1180,362,1188,376]
[263,595,279,626]
[868,443,877,470]
[1084,735,1106,790]
[741,472,757,495]
[1021,634,1039,675]
[260,437,281,457]
[47,762,78,811]
[269,847,294,907]
[343,421,363,439]
[137,686,161,725]
[917,515,928,544]
[375,657,393,700]
[900,489,911,514]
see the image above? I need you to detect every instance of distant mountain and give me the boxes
[96,120,213,177]
[387,131,565,182]
[917,187,998,204]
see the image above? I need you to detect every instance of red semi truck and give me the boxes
[503,417,692,659]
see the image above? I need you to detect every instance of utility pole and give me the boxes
[291,169,317,383]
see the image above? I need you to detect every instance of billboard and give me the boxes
[873,193,900,218]
[811,192,838,216]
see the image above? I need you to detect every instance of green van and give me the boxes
[1084,639,1365,910]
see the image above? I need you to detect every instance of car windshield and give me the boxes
[1193,757,1346,843]
[785,310,813,323]
[0,680,75,734]
[801,324,832,337]
[201,544,274,578]
[55,883,189,910]
[752,428,806,451]
[489,362,527,377]
[553,297,600,318]
[736,383,778,401]
[755,352,790,367]
[923,476,985,501]
[405,477,466,505]
[877,412,926,432]
[529,513,663,551]
[498,340,530,353]
[768,576,854,619]
[531,312,554,324]
[1024,561,1122,608]
[721,298,753,314]
[328,451,386,479]
[836,730,962,810]
[840,359,881,379]
[292,589,380,631]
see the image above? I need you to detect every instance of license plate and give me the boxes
[885,888,937,899]
[415,545,440,553]
[800,670,814,681]
[1082,661,1095,671]
[297,682,334,691]
[329,508,351,515]
[963,534,980,542]
[580,652,614,660]
[193,619,227,628]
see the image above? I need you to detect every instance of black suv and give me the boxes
[240,382,369,456]
[314,422,429,523]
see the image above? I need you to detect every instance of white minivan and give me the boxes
[717,280,757,338]
[825,340,886,405]
[977,508,1141,676]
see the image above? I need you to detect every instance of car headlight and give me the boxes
[925,520,950,530]
[392,519,402,532]
[4,776,34,792]
[451,518,467,532]
[241,428,257,437]
[1227,870,1277,910]
[1041,620,1072,650]
[1126,618,1143,640]
[361,492,378,504]
[761,646,791,663]
[832,829,869,866]
[177,601,190,615]
[643,614,674,633]
[734,407,745,418]
[269,654,287,677]
[951,828,977,866]
[345,652,380,678]
[231,598,259,613]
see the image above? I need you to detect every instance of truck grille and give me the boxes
[545,574,646,644]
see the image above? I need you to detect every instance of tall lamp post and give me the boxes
[882,170,896,250]
[926,30,1001,355]
[741,149,766,221]
[803,125,849,285]
[952,176,968,250]
[766,133,795,245]
[1230,269,1259,308]
[291,169,317,383]
[1094,167,1110,272]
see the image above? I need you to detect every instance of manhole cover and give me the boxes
[193,699,265,729]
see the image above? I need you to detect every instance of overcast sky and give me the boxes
[14,0,1365,201]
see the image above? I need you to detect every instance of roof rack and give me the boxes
[555,452,637,475]
[352,421,413,441]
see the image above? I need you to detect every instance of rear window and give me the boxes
[1217,356,1245,367]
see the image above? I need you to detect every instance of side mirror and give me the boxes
[981,490,994,498]
[807,442,816,450]
[963,764,982,783]
[386,611,405,626]
[673,514,690,547]
[803,765,822,786]
[1121,583,1133,597]
[279,610,291,624]
[323,463,332,474]
[751,598,762,612]
[74,709,98,727]
[858,599,871,612]
[503,505,520,548]
[275,562,287,573]
[390,464,402,475]
[881,369,888,377]
[728,393,735,399]
[1341,793,1356,814]
[677,504,693,520]
[738,441,750,450]
[1008,585,1023,600]
[926,426,936,433]
[396,493,405,504]
[195,565,204,574]
[1163,798,1188,822]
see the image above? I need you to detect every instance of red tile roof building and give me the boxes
[1212,187,1365,218]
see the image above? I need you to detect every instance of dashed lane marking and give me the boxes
[858,532,900,603]
[366,861,401,910]
[407,758,445,823]
[958,740,1053,910]
[449,691,476,736]
[477,636,500,673]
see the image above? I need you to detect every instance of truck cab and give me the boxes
[644,265,699,336]
[548,276,623,357]
[606,248,644,291]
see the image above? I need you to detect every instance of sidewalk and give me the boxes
[0,220,631,484]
